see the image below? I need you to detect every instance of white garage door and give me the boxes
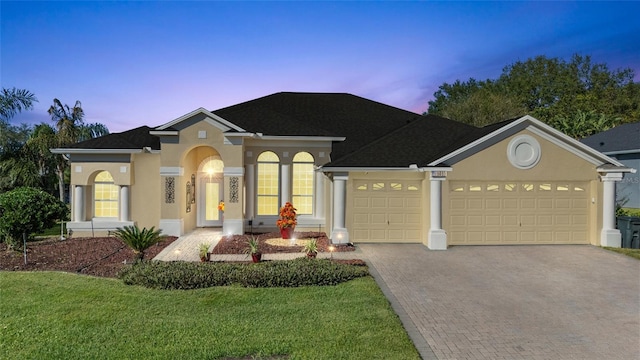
[449,181,590,245]
[352,180,422,243]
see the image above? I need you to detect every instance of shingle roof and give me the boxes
[213,92,423,161]
[581,122,640,153]
[67,126,160,150]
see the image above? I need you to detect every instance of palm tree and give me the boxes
[47,99,109,201]
[0,87,37,121]
[49,99,84,201]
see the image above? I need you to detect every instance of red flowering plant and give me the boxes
[276,202,297,229]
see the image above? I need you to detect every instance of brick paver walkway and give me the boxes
[359,244,640,360]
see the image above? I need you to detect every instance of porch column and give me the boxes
[428,171,447,250]
[73,185,85,222]
[281,164,291,205]
[331,174,349,244]
[314,171,325,219]
[119,185,129,222]
[245,164,255,222]
[600,172,623,247]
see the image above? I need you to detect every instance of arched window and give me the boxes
[292,152,314,215]
[94,171,118,218]
[257,151,279,215]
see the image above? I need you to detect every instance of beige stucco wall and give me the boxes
[445,129,602,245]
[130,153,161,230]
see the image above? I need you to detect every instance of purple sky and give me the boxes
[2,1,639,133]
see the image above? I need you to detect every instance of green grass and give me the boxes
[34,222,65,237]
[603,247,640,260]
[0,272,419,359]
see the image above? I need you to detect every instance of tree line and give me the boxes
[0,88,109,201]
[426,54,639,139]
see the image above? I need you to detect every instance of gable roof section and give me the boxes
[580,121,640,155]
[323,114,479,168]
[428,115,627,168]
[155,107,245,133]
[213,92,423,160]
[52,126,160,153]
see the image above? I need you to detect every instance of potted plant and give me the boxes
[198,243,210,262]
[276,202,297,239]
[303,239,318,259]
[244,236,262,263]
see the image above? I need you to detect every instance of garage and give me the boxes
[351,180,422,242]
[448,181,590,245]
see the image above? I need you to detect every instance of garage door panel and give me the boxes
[486,199,501,209]
[503,215,518,226]
[370,213,386,224]
[449,181,589,245]
[388,197,404,208]
[388,213,404,224]
[406,198,421,208]
[538,215,553,226]
[406,213,421,224]
[468,199,483,210]
[451,199,466,210]
[354,198,370,208]
[521,199,536,209]
[468,215,483,226]
[486,215,501,226]
[371,198,387,208]
[451,215,465,226]
[405,229,421,241]
[354,213,369,225]
[538,199,553,209]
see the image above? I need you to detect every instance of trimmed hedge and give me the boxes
[118,258,369,290]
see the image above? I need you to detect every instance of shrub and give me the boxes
[118,258,369,290]
[0,187,68,250]
[112,225,164,260]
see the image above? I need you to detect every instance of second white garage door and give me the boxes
[448,181,590,245]
[352,180,422,243]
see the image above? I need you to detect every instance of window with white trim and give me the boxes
[94,171,118,218]
[292,152,314,215]
[256,151,279,215]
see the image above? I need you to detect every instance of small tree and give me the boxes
[113,225,164,260]
[0,187,68,250]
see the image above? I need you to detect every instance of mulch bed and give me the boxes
[211,231,356,255]
[1,231,363,279]
[0,236,177,278]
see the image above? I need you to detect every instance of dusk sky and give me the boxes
[2,1,639,133]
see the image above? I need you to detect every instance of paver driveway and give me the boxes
[359,244,640,360]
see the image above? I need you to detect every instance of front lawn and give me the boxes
[0,272,419,359]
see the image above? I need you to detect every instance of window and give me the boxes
[94,171,118,218]
[257,151,279,215]
[372,182,385,191]
[390,183,402,191]
[292,152,314,215]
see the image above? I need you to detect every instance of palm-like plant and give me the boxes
[113,225,164,260]
[0,87,37,121]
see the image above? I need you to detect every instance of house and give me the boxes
[581,122,640,209]
[51,92,632,249]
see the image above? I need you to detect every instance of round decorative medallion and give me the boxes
[507,135,541,169]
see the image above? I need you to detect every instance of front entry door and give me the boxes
[198,175,223,227]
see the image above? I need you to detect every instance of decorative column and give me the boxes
[119,185,129,222]
[331,174,349,244]
[428,171,447,250]
[280,164,290,205]
[73,185,85,222]
[600,172,623,247]
[245,164,255,222]
[314,171,325,219]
